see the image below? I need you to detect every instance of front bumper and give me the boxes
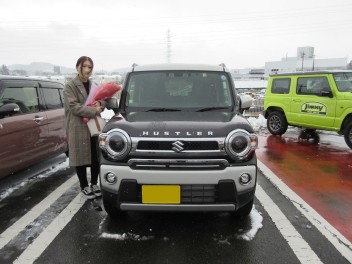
[100,164,257,212]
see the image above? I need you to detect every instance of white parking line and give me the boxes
[0,175,78,250]
[257,160,352,263]
[13,191,86,264]
[256,184,323,263]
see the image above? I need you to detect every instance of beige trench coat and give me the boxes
[64,76,106,166]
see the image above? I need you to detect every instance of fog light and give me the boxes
[105,172,117,184]
[239,173,251,185]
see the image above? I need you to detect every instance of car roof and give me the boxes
[130,63,229,72]
[0,75,63,85]
[269,70,352,77]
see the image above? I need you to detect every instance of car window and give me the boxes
[333,72,352,92]
[296,77,331,95]
[0,86,39,114]
[271,78,290,94]
[41,88,64,110]
[125,71,233,109]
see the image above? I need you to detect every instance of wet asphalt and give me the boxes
[0,154,350,264]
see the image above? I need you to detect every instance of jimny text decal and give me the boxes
[301,101,327,115]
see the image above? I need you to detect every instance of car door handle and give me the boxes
[33,116,44,123]
[292,99,301,102]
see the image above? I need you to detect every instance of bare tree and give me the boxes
[0,64,10,75]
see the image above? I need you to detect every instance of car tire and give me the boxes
[344,122,352,149]
[103,197,125,218]
[233,198,253,218]
[267,111,288,135]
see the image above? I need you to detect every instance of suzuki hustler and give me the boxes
[98,63,257,218]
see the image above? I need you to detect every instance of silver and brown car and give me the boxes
[0,76,68,178]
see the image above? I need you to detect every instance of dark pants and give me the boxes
[76,137,100,189]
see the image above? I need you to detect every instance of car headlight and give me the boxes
[99,129,131,160]
[225,129,257,160]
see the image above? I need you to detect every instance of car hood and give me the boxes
[103,112,255,138]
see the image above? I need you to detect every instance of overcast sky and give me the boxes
[1,0,351,71]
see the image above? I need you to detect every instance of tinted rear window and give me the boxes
[41,88,64,109]
[271,79,290,94]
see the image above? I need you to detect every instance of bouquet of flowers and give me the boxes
[82,82,121,123]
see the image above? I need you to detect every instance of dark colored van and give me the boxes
[0,76,68,178]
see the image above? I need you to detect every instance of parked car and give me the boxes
[264,70,352,148]
[0,76,68,178]
[98,63,258,218]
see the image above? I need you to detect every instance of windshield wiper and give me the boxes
[196,107,230,112]
[146,108,181,112]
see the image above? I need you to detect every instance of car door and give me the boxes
[0,79,49,178]
[289,76,336,129]
[39,81,68,156]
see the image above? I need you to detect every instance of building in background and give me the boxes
[53,66,61,75]
[265,46,348,75]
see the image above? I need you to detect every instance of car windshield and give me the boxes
[124,71,233,111]
[333,72,352,92]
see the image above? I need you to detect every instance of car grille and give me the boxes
[181,185,217,203]
[137,141,219,151]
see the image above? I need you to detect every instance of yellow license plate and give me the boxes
[142,185,180,204]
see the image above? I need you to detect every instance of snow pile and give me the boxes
[247,114,267,132]
[236,206,263,241]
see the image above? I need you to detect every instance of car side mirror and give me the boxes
[106,97,119,113]
[239,94,253,113]
[0,103,20,118]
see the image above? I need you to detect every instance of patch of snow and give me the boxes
[101,232,154,241]
[236,206,264,241]
[101,109,115,120]
[247,114,267,132]
[0,159,69,202]
[213,206,264,245]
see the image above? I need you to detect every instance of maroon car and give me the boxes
[0,76,68,178]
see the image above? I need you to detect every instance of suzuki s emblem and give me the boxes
[172,141,185,153]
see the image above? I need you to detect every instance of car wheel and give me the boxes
[267,111,288,135]
[233,199,253,218]
[344,122,352,149]
[103,197,125,218]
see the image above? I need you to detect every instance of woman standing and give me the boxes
[64,56,106,199]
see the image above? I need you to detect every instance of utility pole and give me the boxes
[301,52,305,71]
[167,29,171,63]
[312,55,316,71]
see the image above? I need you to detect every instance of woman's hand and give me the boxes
[93,101,103,115]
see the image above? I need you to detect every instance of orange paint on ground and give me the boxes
[256,135,352,242]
